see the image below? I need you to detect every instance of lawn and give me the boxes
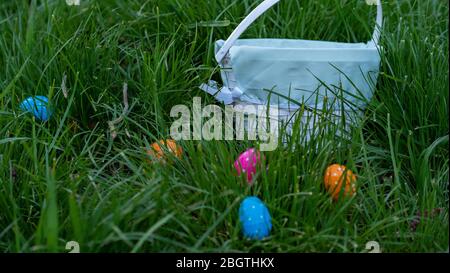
[0,0,448,253]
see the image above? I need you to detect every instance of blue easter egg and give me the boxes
[239,196,272,240]
[20,96,52,121]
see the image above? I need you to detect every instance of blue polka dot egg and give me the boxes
[239,196,272,240]
[20,96,53,121]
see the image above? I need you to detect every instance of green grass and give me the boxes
[0,0,448,253]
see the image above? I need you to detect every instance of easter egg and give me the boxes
[239,196,272,240]
[234,148,262,183]
[324,164,357,201]
[20,96,52,121]
[147,139,183,162]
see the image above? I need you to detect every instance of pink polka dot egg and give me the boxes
[233,148,262,184]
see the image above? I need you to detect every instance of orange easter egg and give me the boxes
[147,139,183,162]
[324,164,357,201]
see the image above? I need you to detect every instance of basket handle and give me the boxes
[215,0,383,63]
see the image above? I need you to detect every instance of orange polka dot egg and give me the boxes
[324,164,357,201]
[146,139,183,163]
